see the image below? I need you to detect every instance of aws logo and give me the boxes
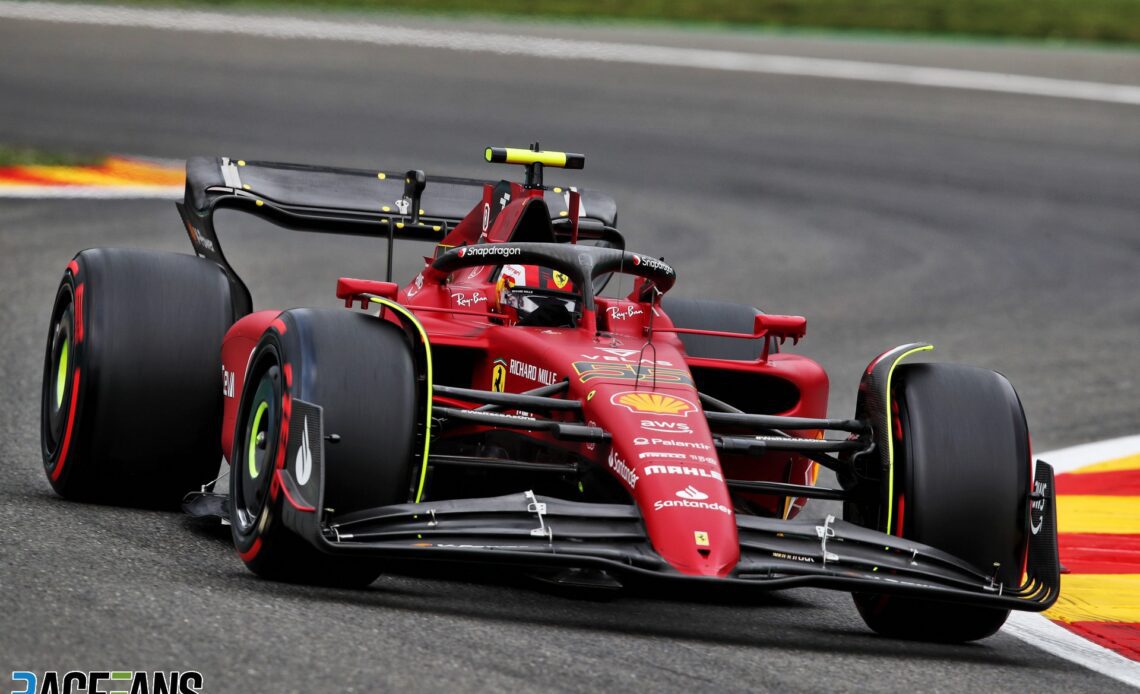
[640,419,693,434]
[611,391,695,417]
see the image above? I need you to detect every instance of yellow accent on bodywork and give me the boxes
[369,297,434,503]
[885,344,934,533]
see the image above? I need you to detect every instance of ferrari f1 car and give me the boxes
[40,145,1059,642]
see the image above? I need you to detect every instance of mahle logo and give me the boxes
[10,671,203,694]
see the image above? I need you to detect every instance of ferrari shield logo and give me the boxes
[694,531,709,547]
[491,359,507,393]
[552,270,569,289]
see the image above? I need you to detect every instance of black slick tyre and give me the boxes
[40,248,236,507]
[229,308,418,587]
[853,363,1030,642]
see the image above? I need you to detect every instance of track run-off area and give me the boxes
[1,3,1138,692]
[1007,436,1140,687]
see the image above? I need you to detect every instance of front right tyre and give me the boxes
[850,363,1031,642]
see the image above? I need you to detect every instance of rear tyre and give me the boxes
[229,308,418,587]
[852,363,1030,642]
[40,248,235,507]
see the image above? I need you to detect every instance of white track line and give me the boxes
[1039,435,1140,474]
[0,186,182,199]
[1005,612,1140,689]
[1,1,1139,106]
[1002,435,1140,689]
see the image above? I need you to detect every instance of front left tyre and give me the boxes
[228,308,420,587]
[41,248,236,507]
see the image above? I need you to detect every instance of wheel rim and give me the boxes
[42,286,74,455]
[55,337,69,410]
[247,401,269,480]
[234,365,278,534]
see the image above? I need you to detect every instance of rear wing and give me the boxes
[176,156,619,314]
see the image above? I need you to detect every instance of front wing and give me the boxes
[266,403,1059,611]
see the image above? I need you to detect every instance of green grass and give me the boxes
[113,0,1140,44]
[0,145,103,167]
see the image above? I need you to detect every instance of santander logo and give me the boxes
[653,485,732,516]
[675,485,708,501]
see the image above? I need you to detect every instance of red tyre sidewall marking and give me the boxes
[52,272,84,482]
[271,363,293,501]
[239,340,293,561]
[51,370,81,482]
[73,283,84,344]
[275,469,316,513]
[238,536,262,562]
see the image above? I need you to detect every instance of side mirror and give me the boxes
[755,313,807,344]
[337,277,399,309]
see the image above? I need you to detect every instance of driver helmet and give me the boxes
[496,264,578,325]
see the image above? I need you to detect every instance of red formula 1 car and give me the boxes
[40,146,1059,641]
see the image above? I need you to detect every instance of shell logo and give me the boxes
[611,391,696,417]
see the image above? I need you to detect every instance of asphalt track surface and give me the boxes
[2,10,1139,693]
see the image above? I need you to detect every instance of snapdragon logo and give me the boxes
[630,254,674,276]
[10,671,203,694]
[457,245,521,259]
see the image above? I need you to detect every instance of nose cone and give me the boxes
[635,463,740,577]
[591,386,740,577]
